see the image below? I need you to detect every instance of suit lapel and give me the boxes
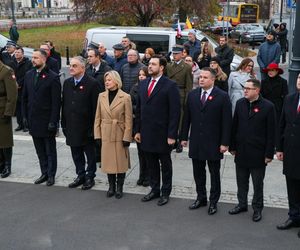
[249,97,262,119]
[110,90,124,110]
[147,77,164,102]
[101,91,112,117]
[200,87,218,111]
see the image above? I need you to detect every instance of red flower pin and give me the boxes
[79,86,84,90]
[253,108,259,113]
[42,74,46,79]
[208,96,213,101]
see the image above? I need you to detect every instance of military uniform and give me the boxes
[0,60,18,177]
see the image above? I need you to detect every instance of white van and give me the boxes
[83,26,242,70]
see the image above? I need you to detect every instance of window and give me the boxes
[127,34,169,54]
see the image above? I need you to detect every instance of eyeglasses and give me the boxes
[243,87,257,91]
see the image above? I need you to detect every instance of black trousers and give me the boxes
[70,141,96,179]
[286,176,300,222]
[144,151,172,196]
[137,142,148,181]
[32,136,57,177]
[236,165,266,212]
[192,159,221,205]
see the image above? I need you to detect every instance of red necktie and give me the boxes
[148,79,156,97]
[297,104,300,114]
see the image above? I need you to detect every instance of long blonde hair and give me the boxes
[198,42,216,61]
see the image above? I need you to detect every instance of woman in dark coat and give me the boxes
[130,66,150,187]
[261,63,288,124]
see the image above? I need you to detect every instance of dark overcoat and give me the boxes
[61,74,100,147]
[135,76,181,154]
[261,75,288,123]
[230,96,276,168]
[46,57,59,74]
[181,87,232,160]
[86,61,111,93]
[22,67,61,137]
[277,93,300,179]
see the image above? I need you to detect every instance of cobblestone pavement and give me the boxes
[1,119,288,209]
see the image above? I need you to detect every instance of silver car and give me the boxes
[230,23,266,44]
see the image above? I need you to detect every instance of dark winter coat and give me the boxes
[86,61,111,93]
[261,75,288,123]
[181,87,232,160]
[113,55,127,74]
[135,76,181,154]
[215,44,234,77]
[277,93,300,180]
[120,61,144,94]
[230,97,276,168]
[61,74,100,147]
[257,40,281,70]
[22,67,61,137]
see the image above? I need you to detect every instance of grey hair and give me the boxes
[128,49,140,60]
[72,56,86,67]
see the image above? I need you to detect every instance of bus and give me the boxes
[218,2,259,26]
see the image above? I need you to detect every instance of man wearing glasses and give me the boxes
[229,79,276,222]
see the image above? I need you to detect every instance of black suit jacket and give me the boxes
[135,75,181,153]
[181,86,232,160]
[86,61,111,93]
[277,93,300,179]
[230,96,276,168]
[22,67,61,137]
[46,57,59,74]
[61,74,100,147]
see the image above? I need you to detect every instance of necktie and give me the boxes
[148,79,156,97]
[249,102,253,116]
[297,104,300,114]
[34,72,39,86]
[75,80,79,86]
[201,91,207,105]
[92,68,96,75]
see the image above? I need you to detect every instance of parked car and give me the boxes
[83,27,242,71]
[230,23,266,44]
[0,34,34,59]
[208,20,232,35]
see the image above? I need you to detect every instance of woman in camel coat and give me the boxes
[94,70,132,199]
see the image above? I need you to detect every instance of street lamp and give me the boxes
[10,0,16,23]
[288,1,300,93]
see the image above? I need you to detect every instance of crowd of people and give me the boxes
[0,24,299,238]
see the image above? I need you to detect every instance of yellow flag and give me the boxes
[186,17,193,29]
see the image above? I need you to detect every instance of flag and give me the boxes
[177,20,182,37]
[186,17,193,29]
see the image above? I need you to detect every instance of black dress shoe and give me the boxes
[34,174,48,184]
[82,178,95,190]
[208,204,217,215]
[252,211,262,222]
[277,219,300,230]
[136,179,143,186]
[46,176,55,186]
[142,180,150,187]
[228,206,248,215]
[23,127,29,132]
[141,191,160,202]
[189,199,207,210]
[157,196,169,206]
[15,125,23,131]
[68,177,85,188]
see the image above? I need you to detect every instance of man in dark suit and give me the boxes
[14,47,32,132]
[22,49,61,186]
[61,56,100,190]
[276,73,300,238]
[181,67,232,215]
[40,44,60,74]
[228,79,276,222]
[166,46,193,153]
[135,55,181,206]
[45,41,62,70]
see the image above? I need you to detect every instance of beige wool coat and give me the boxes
[94,89,133,174]
[0,61,17,148]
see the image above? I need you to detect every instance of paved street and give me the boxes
[0,182,299,250]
